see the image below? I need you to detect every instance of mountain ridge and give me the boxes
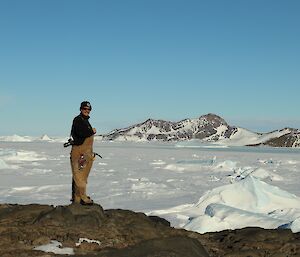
[100,114,300,147]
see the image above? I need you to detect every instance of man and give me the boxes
[70,101,96,205]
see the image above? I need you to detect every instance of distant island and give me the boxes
[99,113,300,147]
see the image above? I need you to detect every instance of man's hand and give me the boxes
[93,128,97,134]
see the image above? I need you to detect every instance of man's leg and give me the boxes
[70,136,94,205]
[82,152,95,201]
[71,156,93,204]
[71,178,75,202]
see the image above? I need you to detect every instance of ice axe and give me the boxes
[93,152,103,159]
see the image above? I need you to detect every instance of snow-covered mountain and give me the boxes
[260,128,300,147]
[220,127,300,147]
[102,114,236,142]
[100,114,300,147]
[40,134,53,141]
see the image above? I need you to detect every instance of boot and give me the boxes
[74,196,81,204]
[80,195,93,205]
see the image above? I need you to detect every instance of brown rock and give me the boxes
[1,204,300,257]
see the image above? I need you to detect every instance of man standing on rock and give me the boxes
[70,101,96,205]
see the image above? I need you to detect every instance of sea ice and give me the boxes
[1,140,300,234]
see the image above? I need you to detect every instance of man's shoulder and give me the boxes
[73,115,83,123]
[74,114,83,120]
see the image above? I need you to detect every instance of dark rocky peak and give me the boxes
[141,118,155,125]
[198,113,229,127]
[140,118,171,127]
[290,128,300,134]
[136,118,174,134]
[278,127,299,135]
[279,127,293,132]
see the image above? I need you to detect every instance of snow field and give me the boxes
[0,140,300,234]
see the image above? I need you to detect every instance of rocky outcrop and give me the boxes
[0,203,299,257]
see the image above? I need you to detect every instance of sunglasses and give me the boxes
[82,108,91,111]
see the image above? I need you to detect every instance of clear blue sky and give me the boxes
[0,0,299,136]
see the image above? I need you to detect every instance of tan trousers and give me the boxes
[70,136,94,202]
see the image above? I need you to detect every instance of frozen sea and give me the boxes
[1,139,300,233]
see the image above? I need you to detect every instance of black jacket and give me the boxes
[71,114,94,145]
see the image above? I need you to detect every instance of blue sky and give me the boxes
[0,0,299,136]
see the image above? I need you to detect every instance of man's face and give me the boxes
[81,107,91,117]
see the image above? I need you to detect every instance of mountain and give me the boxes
[226,127,300,147]
[40,134,52,141]
[259,128,300,147]
[100,114,300,147]
[101,113,237,142]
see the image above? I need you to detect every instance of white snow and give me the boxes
[34,240,74,255]
[2,150,47,162]
[176,140,228,148]
[150,176,300,233]
[150,160,166,165]
[0,159,10,169]
[40,134,52,141]
[75,238,101,247]
[213,160,237,172]
[219,127,291,146]
[290,218,300,232]
[1,139,300,234]
[0,134,33,142]
[0,134,68,143]
[174,127,293,147]
[246,167,283,181]
[293,137,300,147]
[205,125,228,141]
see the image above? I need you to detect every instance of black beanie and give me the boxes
[80,101,92,110]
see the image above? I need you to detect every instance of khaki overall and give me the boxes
[70,135,94,203]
